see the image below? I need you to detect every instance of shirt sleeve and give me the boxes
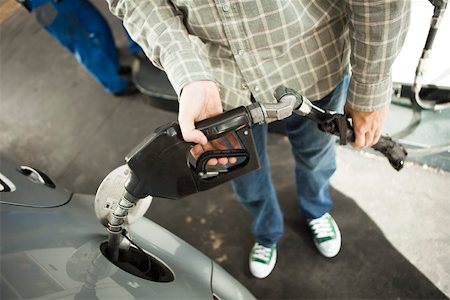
[345,0,410,112]
[106,0,215,96]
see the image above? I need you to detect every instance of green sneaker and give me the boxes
[308,213,341,258]
[249,242,277,278]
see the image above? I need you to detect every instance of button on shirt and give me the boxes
[108,0,410,111]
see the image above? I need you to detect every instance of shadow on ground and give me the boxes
[145,179,445,299]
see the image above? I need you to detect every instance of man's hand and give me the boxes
[179,81,239,165]
[179,81,223,145]
[344,105,389,148]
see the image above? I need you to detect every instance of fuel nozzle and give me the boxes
[106,188,139,262]
[94,165,152,262]
[106,168,157,262]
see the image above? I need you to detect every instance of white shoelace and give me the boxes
[309,214,335,239]
[252,244,272,262]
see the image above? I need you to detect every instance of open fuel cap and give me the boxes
[95,165,152,227]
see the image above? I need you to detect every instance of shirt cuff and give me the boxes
[161,49,215,97]
[346,74,392,112]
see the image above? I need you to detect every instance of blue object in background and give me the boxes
[124,25,142,55]
[24,0,139,94]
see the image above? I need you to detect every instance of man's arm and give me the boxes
[106,0,222,145]
[107,0,214,96]
[345,0,410,147]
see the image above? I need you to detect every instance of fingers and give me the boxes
[189,134,242,166]
[373,127,382,144]
[365,131,374,148]
[228,157,238,164]
[366,127,382,147]
[178,115,208,145]
[191,143,219,165]
[345,104,388,148]
[352,127,376,148]
[224,133,240,164]
[226,132,241,149]
[178,81,242,165]
[210,139,229,165]
[352,128,366,148]
[178,81,222,145]
[352,127,381,148]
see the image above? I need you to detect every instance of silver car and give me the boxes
[0,155,255,299]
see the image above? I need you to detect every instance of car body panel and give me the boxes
[0,155,255,299]
[0,156,71,207]
[0,193,214,299]
[211,261,255,299]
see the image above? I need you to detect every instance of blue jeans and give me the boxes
[28,0,129,93]
[231,72,350,247]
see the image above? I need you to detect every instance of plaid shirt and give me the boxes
[108,0,410,111]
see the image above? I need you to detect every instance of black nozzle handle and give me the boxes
[372,136,408,171]
[195,106,251,141]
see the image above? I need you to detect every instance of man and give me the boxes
[19,0,139,96]
[107,0,410,278]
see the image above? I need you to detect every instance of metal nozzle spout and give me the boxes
[107,190,139,262]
